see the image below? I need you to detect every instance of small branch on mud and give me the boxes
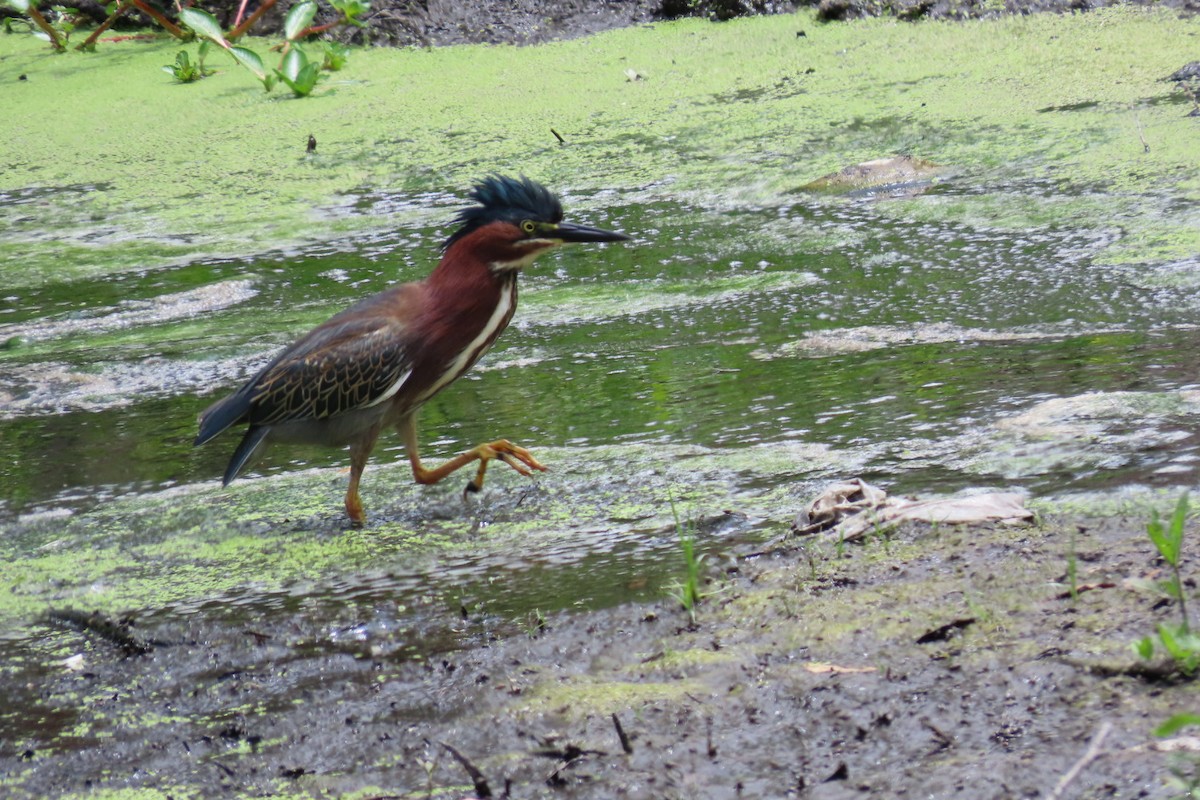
[1137,735,1200,753]
[1043,720,1112,800]
[551,128,566,145]
[1067,658,1188,683]
[534,741,607,787]
[921,718,955,753]
[706,716,717,758]
[612,712,633,754]
[915,617,975,644]
[1054,582,1115,600]
[436,740,492,798]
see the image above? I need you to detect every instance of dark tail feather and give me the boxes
[194,391,251,447]
[223,426,270,486]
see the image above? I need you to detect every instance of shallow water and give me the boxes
[5,175,1200,667]
[2,180,1197,522]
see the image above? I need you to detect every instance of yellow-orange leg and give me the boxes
[344,425,382,527]
[399,415,547,497]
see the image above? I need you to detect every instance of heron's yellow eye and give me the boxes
[521,220,537,234]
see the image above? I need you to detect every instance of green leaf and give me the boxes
[320,41,349,70]
[1156,713,1200,737]
[1168,492,1190,562]
[277,50,321,97]
[329,0,369,20]
[1148,511,1171,562]
[1160,577,1184,601]
[284,0,317,41]
[179,8,226,46]
[1133,636,1155,660]
[229,45,267,79]
[163,49,209,82]
[279,46,307,82]
[349,0,371,14]
[295,61,320,91]
[1159,622,1184,660]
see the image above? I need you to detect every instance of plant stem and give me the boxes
[76,1,127,50]
[1175,561,1190,634]
[296,17,345,38]
[24,3,67,51]
[232,0,250,29]
[130,0,188,38]
[228,0,280,40]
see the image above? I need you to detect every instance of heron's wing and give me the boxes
[248,315,415,425]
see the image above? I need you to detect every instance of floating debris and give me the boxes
[800,155,942,196]
[792,478,1032,541]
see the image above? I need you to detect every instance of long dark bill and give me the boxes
[554,221,631,243]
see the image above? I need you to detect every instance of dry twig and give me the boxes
[1044,721,1113,800]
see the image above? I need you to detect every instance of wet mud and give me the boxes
[3,506,1195,798]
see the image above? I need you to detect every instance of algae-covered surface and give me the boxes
[3,6,1200,798]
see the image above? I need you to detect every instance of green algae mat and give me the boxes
[1,6,1197,288]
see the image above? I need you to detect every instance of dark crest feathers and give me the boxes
[442,175,564,251]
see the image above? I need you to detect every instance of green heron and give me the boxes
[195,175,630,525]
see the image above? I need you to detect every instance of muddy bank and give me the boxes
[23,0,1200,48]
[3,507,1193,798]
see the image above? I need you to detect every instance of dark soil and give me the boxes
[21,0,1200,49]
[3,513,1194,798]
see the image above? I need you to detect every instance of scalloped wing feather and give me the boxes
[248,317,415,425]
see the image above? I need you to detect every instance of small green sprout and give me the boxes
[1132,493,1200,676]
[163,42,214,82]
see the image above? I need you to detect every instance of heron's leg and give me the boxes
[398,415,546,497]
[345,423,382,526]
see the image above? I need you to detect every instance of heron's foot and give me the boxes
[463,439,548,497]
[345,489,366,528]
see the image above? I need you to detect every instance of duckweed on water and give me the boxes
[1,7,1197,287]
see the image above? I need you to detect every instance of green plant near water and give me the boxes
[177,1,365,95]
[667,494,704,623]
[163,41,214,83]
[1154,714,1200,797]
[1,0,79,49]
[1132,493,1200,675]
[4,0,367,95]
